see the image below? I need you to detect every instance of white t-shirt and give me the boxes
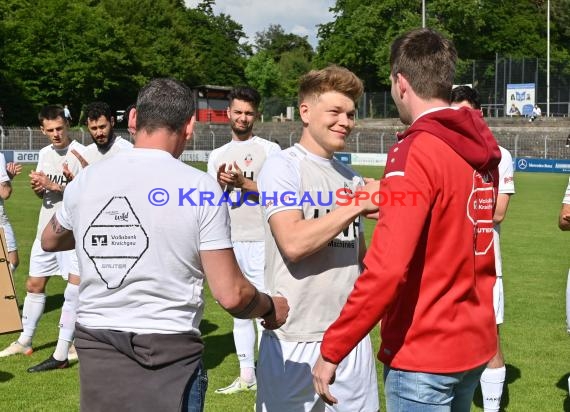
[35,140,86,239]
[257,143,364,342]
[563,177,570,205]
[57,148,232,335]
[494,146,515,277]
[0,153,11,225]
[81,136,133,164]
[207,136,280,241]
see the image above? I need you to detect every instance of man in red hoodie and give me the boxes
[313,28,502,411]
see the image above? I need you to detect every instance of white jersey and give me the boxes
[563,177,570,204]
[257,143,364,342]
[81,136,133,164]
[207,136,280,241]
[57,148,232,335]
[494,146,515,278]
[35,140,86,239]
[0,153,11,226]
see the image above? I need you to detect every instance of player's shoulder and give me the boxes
[114,136,134,149]
[498,146,513,162]
[70,140,87,152]
[251,135,281,150]
[266,145,299,165]
[38,144,52,155]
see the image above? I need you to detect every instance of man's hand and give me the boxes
[216,163,233,191]
[71,149,89,168]
[261,295,289,330]
[62,163,75,182]
[29,170,55,195]
[230,161,246,188]
[6,162,22,179]
[63,150,89,182]
[312,354,339,406]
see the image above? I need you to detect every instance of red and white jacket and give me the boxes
[321,107,501,373]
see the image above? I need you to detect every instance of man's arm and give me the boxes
[6,162,22,180]
[0,181,12,200]
[30,170,65,194]
[559,203,570,231]
[493,193,512,224]
[200,248,288,329]
[41,215,76,251]
[267,180,379,263]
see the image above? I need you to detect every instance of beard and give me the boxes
[94,133,115,151]
[231,122,253,138]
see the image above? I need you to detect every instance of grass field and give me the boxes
[0,163,568,411]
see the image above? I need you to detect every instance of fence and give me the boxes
[360,56,570,119]
[1,120,570,161]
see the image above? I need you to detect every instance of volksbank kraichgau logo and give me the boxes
[83,197,148,289]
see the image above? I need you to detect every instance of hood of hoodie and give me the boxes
[397,107,501,172]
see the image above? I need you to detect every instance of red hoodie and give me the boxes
[321,107,501,373]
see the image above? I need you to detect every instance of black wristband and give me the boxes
[260,293,275,319]
[228,288,260,319]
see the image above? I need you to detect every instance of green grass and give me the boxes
[0,164,568,411]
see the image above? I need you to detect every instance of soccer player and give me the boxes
[40,78,288,411]
[27,101,133,372]
[313,28,501,411]
[81,101,133,163]
[559,177,570,333]
[256,65,380,412]
[0,105,84,359]
[207,87,281,394]
[0,153,22,275]
[451,85,515,412]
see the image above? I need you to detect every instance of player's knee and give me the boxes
[26,277,47,293]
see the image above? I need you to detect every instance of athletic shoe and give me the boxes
[68,344,78,362]
[215,377,257,394]
[0,341,33,357]
[27,356,69,373]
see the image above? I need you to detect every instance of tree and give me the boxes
[0,0,250,124]
[254,24,313,62]
[315,0,570,91]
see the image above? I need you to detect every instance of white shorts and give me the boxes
[256,332,379,412]
[1,221,17,252]
[29,238,77,280]
[233,241,264,291]
[493,276,504,325]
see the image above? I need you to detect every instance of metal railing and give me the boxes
[1,122,569,160]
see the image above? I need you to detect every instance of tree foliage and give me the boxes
[0,0,248,124]
[1,0,570,124]
[316,0,570,91]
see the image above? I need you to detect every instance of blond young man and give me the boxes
[256,66,380,412]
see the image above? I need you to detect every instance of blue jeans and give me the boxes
[183,361,208,412]
[383,364,486,412]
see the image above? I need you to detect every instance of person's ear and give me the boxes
[185,115,196,141]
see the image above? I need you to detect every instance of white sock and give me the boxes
[233,317,256,382]
[480,366,506,412]
[53,283,79,361]
[566,269,570,332]
[53,339,72,361]
[9,263,17,276]
[240,367,256,384]
[19,292,46,346]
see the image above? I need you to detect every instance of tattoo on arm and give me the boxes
[50,215,69,234]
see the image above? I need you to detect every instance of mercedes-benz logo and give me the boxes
[517,158,528,170]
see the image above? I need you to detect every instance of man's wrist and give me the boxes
[260,293,275,319]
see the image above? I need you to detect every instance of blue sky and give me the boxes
[184,0,335,48]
